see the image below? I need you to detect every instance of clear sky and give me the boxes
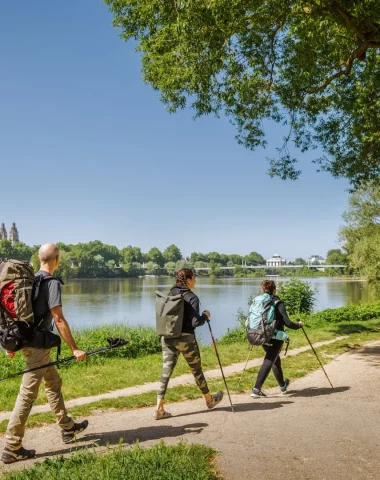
[0,0,350,260]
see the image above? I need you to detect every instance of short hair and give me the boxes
[38,243,60,263]
[261,280,276,295]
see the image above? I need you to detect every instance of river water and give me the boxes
[62,277,370,343]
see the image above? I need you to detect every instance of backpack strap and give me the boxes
[33,275,64,302]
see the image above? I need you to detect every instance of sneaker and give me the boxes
[280,379,290,394]
[1,446,36,464]
[61,420,89,444]
[154,410,172,420]
[207,391,224,409]
[250,388,267,398]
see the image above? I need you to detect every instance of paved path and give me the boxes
[1,339,379,479]
[0,336,347,422]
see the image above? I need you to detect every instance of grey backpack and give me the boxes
[155,291,185,338]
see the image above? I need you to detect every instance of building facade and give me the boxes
[266,253,286,267]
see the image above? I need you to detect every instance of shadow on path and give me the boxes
[355,346,380,366]
[173,400,293,419]
[37,423,208,458]
[288,386,350,398]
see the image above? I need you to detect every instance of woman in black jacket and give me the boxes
[155,269,223,420]
[251,280,302,398]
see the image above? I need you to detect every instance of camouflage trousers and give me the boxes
[157,334,209,399]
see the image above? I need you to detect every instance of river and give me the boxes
[62,277,370,344]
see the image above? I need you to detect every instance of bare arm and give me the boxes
[51,306,86,361]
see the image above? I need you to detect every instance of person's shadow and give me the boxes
[287,386,350,397]
[37,423,208,458]
[173,400,293,418]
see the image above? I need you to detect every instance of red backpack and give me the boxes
[0,259,61,352]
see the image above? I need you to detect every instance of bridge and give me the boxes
[193,264,346,271]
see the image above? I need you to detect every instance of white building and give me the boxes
[266,254,286,267]
[308,254,325,265]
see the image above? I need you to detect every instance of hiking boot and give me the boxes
[250,388,267,399]
[154,410,172,420]
[1,446,36,464]
[207,391,224,409]
[280,379,290,394]
[61,420,89,444]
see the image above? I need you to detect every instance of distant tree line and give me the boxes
[0,239,268,278]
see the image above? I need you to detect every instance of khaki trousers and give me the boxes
[5,347,74,450]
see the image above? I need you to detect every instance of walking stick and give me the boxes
[206,320,234,412]
[301,326,334,389]
[237,345,253,389]
[0,337,129,382]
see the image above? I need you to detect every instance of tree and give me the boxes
[228,254,244,265]
[0,240,34,262]
[294,258,306,265]
[145,261,160,275]
[147,247,164,267]
[207,252,222,264]
[190,252,208,263]
[164,261,177,276]
[325,249,347,265]
[163,244,182,263]
[340,182,380,284]
[246,251,266,265]
[121,246,143,265]
[106,0,380,188]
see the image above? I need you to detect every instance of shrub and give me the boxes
[276,279,316,315]
[303,302,380,324]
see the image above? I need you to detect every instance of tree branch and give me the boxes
[305,42,372,94]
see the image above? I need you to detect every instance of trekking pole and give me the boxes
[206,320,234,412]
[301,326,334,389]
[237,345,253,389]
[0,337,129,382]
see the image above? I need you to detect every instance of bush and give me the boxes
[303,302,380,324]
[276,279,316,315]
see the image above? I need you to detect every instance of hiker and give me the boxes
[1,243,89,464]
[251,280,302,398]
[155,268,223,419]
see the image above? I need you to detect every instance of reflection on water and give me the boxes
[62,277,371,343]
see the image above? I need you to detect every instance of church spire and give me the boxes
[0,223,7,240]
[9,223,19,245]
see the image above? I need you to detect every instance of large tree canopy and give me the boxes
[106,0,380,187]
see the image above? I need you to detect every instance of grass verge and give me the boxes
[2,442,220,480]
[1,316,378,412]
[0,330,376,434]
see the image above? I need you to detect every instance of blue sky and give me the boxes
[0,1,350,260]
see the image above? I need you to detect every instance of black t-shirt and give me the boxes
[33,270,62,330]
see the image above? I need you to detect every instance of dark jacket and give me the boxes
[273,295,301,331]
[170,285,208,334]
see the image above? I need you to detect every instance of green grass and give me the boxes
[2,442,220,480]
[0,315,379,412]
[0,329,376,434]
